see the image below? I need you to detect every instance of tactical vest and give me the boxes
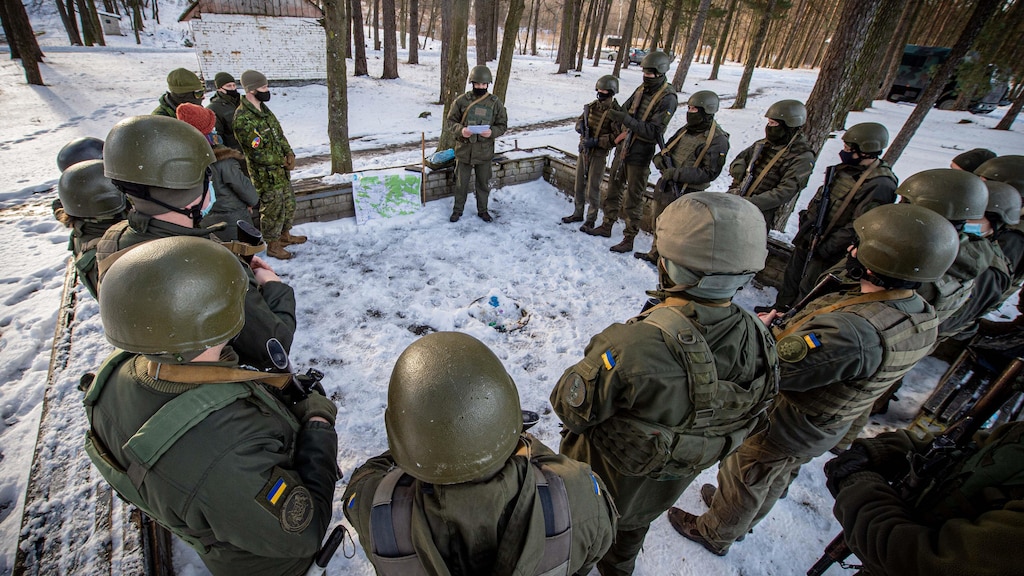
[584,100,616,144]
[460,93,499,128]
[367,460,573,576]
[590,306,779,481]
[73,237,102,298]
[627,82,675,144]
[81,351,298,553]
[809,162,896,236]
[666,125,728,192]
[783,293,938,428]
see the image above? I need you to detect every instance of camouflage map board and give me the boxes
[352,169,423,225]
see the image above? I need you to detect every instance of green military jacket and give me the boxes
[84,350,340,576]
[95,212,296,371]
[657,120,729,198]
[834,422,1024,576]
[68,216,125,299]
[938,234,1011,339]
[342,435,616,576]
[234,99,293,183]
[575,97,622,152]
[207,91,243,151]
[918,232,990,324]
[617,81,678,166]
[728,133,816,228]
[201,147,260,242]
[445,91,509,165]
[152,93,177,117]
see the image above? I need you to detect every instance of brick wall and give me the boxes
[190,14,326,84]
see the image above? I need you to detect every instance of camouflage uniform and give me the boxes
[570,98,622,225]
[152,93,178,117]
[445,90,508,218]
[727,133,816,228]
[234,98,295,243]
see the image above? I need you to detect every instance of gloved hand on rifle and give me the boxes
[659,166,677,182]
[607,109,628,123]
[824,432,920,497]
[291,390,338,426]
[652,153,669,171]
[582,137,600,149]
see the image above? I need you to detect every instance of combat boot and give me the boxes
[562,214,584,224]
[634,250,658,263]
[610,235,635,253]
[266,240,293,260]
[667,508,729,556]
[583,222,613,237]
[579,220,596,232]
[280,229,307,245]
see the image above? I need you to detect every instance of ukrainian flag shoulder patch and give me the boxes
[804,333,821,349]
[256,466,313,533]
[601,350,616,370]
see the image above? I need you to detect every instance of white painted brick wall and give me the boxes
[190,14,326,83]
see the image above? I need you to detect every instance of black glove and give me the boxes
[290,391,338,426]
[824,444,871,498]
[583,137,599,149]
[607,109,628,123]
[652,154,668,171]
[660,166,677,182]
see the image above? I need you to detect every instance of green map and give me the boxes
[352,170,423,225]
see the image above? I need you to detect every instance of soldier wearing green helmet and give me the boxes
[95,114,297,372]
[343,332,616,575]
[445,65,508,222]
[554,193,778,575]
[972,155,1024,333]
[562,74,623,228]
[585,51,678,254]
[153,68,205,117]
[83,236,340,576]
[636,89,730,262]
[54,158,128,299]
[774,121,898,310]
[727,99,817,230]
[672,203,956,558]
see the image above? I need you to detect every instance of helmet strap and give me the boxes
[113,168,211,228]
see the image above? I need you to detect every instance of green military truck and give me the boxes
[887,45,1007,114]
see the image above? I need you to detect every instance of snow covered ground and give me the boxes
[2,7,1023,575]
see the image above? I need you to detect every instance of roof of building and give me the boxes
[179,0,324,22]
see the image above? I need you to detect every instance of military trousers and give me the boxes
[694,430,811,551]
[572,149,609,224]
[252,166,295,242]
[453,160,492,217]
[601,163,649,239]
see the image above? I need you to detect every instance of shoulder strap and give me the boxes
[691,120,718,168]
[821,159,881,240]
[460,93,492,125]
[777,289,915,340]
[745,133,798,198]
[531,462,572,576]
[369,468,422,564]
[145,361,291,389]
[639,84,669,122]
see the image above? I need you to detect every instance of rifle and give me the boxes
[266,338,327,405]
[770,273,843,329]
[807,356,1024,576]
[801,166,839,281]
[654,132,680,199]
[737,141,767,197]
[580,104,591,168]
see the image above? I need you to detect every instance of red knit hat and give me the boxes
[176,103,217,136]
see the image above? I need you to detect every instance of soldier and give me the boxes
[207,71,243,152]
[584,51,678,254]
[636,90,729,263]
[727,99,816,230]
[552,193,778,575]
[153,68,205,117]
[774,122,898,310]
[669,203,959,557]
[825,421,1024,575]
[96,115,296,372]
[84,236,340,576]
[56,136,104,172]
[950,147,996,172]
[975,156,1024,335]
[445,65,508,223]
[176,103,259,242]
[234,69,305,259]
[344,331,616,576]
[54,159,128,299]
[562,75,622,229]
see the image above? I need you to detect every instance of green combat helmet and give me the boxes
[58,159,126,219]
[853,203,959,282]
[57,137,104,172]
[983,180,1022,226]
[596,74,619,94]
[640,50,672,74]
[975,155,1024,194]
[656,192,768,299]
[687,90,720,114]
[898,168,988,222]
[766,100,807,128]
[104,115,213,190]
[468,65,493,84]
[386,331,523,485]
[842,122,888,154]
[99,236,248,363]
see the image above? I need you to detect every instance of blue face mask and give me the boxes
[201,182,217,218]
[963,222,984,236]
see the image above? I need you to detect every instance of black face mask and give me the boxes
[596,91,613,101]
[255,91,272,103]
[472,87,488,97]
[223,89,241,102]
[766,124,789,145]
[643,75,663,89]
[839,149,859,165]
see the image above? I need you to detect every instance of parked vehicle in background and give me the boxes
[887,44,1008,115]
[627,48,648,64]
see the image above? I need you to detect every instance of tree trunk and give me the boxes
[874,0,921,100]
[885,0,1002,164]
[731,0,777,109]
[709,0,737,80]
[381,0,399,77]
[663,0,682,55]
[494,0,525,101]
[771,0,804,68]
[576,0,596,70]
[399,0,407,49]
[55,0,84,45]
[130,0,142,44]
[529,0,540,55]
[591,0,611,66]
[648,0,664,52]
[613,0,639,77]
[351,0,369,75]
[407,0,419,63]
[373,0,381,50]
[2,0,44,84]
[671,0,711,90]
[995,83,1024,130]
[849,0,905,113]
[438,0,469,151]
[555,0,576,72]
[324,0,353,173]
[474,0,488,65]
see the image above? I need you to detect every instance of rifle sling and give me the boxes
[744,134,798,198]
[146,361,291,389]
[776,288,914,340]
[820,159,881,240]
[460,93,492,125]
[220,240,267,258]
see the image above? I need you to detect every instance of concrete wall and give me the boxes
[189,14,326,84]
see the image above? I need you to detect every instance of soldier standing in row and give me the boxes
[727,99,816,230]
[584,51,677,253]
[445,65,508,223]
[562,75,622,229]
[85,236,340,576]
[670,204,959,557]
[635,90,729,263]
[774,122,898,310]
[234,69,306,259]
[976,156,1024,335]
[344,332,616,575]
[153,68,204,117]
[552,193,778,575]
[950,147,997,172]
[207,71,243,153]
